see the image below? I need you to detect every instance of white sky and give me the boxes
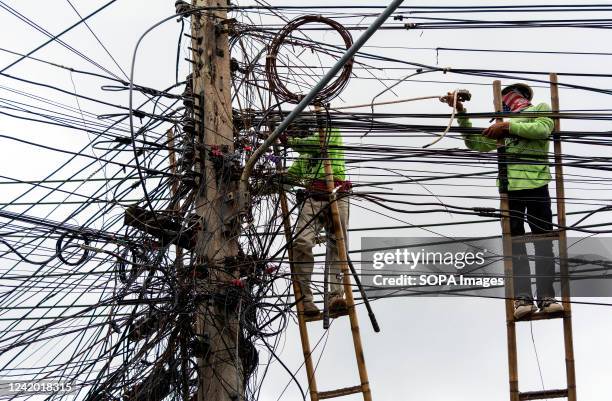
[1,1,612,400]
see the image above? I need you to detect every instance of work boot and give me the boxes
[514,298,537,320]
[329,295,348,317]
[301,300,320,317]
[538,297,564,314]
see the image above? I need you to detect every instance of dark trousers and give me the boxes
[508,185,556,300]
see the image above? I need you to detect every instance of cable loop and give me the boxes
[265,15,354,105]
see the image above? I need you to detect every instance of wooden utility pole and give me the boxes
[190,1,243,400]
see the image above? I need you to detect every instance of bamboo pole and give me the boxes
[276,160,320,401]
[316,107,372,401]
[492,80,519,401]
[549,73,577,401]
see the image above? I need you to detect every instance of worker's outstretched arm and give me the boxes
[286,132,321,155]
[286,159,306,186]
[509,103,554,140]
[443,92,496,152]
[458,109,497,152]
[286,127,341,153]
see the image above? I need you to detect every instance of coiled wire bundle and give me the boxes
[265,15,354,105]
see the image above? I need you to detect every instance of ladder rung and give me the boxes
[511,230,563,243]
[514,310,565,322]
[303,309,349,322]
[519,388,568,400]
[318,385,363,399]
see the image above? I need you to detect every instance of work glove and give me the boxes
[483,121,510,139]
[442,91,465,112]
[278,132,289,145]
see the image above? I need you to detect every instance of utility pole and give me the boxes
[189,1,243,400]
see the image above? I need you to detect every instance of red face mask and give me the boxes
[502,89,531,112]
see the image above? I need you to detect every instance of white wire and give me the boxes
[422,89,458,148]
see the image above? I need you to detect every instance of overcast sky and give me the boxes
[1,1,612,400]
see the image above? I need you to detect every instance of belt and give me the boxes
[307,179,352,192]
[306,180,352,201]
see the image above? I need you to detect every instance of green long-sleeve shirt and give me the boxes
[458,103,554,191]
[286,128,346,185]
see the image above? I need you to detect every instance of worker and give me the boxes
[279,124,351,317]
[444,83,563,319]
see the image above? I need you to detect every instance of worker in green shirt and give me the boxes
[444,83,563,319]
[280,126,351,317]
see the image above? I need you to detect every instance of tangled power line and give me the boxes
[0,2,612,400]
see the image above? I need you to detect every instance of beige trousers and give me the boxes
[292,197,349,302]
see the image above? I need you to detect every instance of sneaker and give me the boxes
[539,297,564,314]
[514,298,537,320]
[301,300,320,317]
[329,295,348,317]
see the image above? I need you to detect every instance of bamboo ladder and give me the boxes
[493,76,577,401]
[274,107,372,401]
